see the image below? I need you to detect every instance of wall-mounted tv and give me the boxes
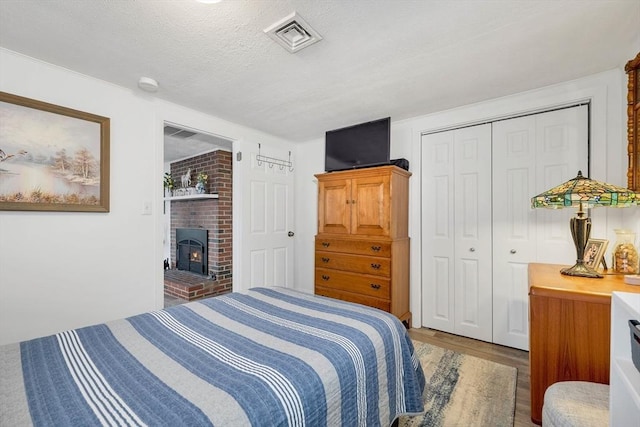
[325,117,390,172]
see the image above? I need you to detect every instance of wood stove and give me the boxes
[176,228,208,275]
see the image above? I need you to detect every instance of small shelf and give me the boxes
[613,358,640,402]
[165,193,219,201]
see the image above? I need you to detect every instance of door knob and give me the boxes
[469,247,476,252]
[510,249,517,254]
[288,231,294,237]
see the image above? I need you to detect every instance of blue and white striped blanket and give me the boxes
[0,287,425,426]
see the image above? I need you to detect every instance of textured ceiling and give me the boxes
[164,128,233,163]
[0,1,638,144]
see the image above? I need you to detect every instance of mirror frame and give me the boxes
[625,52,640,190]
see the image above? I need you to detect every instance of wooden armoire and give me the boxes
[314,165,412,326]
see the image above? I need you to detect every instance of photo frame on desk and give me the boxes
[585,238,609,270]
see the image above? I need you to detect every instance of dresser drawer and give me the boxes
[315,286,391,312]
[315,252,390,276]
[315,268,390,299]
[315,237,391,257]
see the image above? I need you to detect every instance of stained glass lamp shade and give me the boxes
[531,171,640,278]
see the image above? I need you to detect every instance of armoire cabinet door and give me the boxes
[317,178,351,235]
[351,174,390,236]
[317,170,393,237]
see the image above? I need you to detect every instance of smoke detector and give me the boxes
[264,12,322,53]
[138,77,159,92]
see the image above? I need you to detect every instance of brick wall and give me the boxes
[170,150,232,297]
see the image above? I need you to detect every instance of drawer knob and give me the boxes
[370,283,381,289]
[371,246,381,252]
[322,242,330,247]
[371,263,381,269]
[322,257,330,263]
[322,275,330,281]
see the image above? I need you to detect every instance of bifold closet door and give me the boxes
[492,105,588,350]
[421,124,492,342]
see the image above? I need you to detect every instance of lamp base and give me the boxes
[560,262,603,278]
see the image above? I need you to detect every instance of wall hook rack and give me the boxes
[256,144,294,172]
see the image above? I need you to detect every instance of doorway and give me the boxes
[163,123,233,307]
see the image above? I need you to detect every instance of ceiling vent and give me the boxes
[164,125,197,139]
[264,12,322,53]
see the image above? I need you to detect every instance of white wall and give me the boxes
[293,138,322,294]
[0,49,295,345]
[293,68,639,327]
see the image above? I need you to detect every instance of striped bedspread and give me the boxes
[0,287,425,426]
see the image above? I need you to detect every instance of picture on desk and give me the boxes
[585,238,608,270]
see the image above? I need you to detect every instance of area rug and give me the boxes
[399,341,517,427]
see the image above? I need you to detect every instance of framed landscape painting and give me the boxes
[0,92,109,212]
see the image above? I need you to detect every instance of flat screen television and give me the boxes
[325,117,390,172]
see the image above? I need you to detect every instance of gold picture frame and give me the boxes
[0,91,110,212]
[584,238,609,270]
[625,52,640,191]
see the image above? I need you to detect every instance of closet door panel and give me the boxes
[535,106,589,265]
[421,131,455,333]
[454,125,492,342]
[493,115,537,349]
[432,256,452,323]
[492,105,588,350]
[423,105,588,349]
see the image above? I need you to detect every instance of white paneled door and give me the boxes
[421,105,588,350]
[239,145,294,292]
[492,105,588,349]
[421,124,493,342]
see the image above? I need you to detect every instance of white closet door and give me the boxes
[534,106,589,263]
[453,125,493,342]
[492,115,537,350]
[421,124,492,341]
[492,105,588,350]
[421,130,456,334]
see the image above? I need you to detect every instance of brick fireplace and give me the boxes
[165,150,232,301]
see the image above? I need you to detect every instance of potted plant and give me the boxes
[163,172,175,197]
[196,171,208,194]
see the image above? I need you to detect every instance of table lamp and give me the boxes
[531,171,640,278]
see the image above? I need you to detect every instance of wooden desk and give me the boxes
[528,263,640,424]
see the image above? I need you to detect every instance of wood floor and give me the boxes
[408,327,537,427]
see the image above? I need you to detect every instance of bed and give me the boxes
[0,287,425,426]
